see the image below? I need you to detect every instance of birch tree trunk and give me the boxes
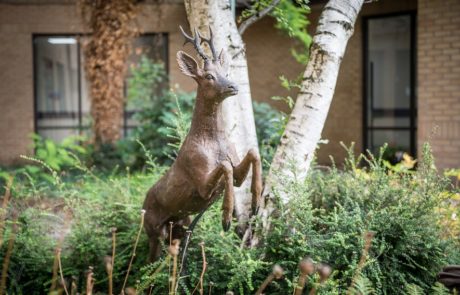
[184,0,259,228]
[258,0,364,230]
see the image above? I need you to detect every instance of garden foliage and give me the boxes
[0,140,458,294]
[0,57,458,294]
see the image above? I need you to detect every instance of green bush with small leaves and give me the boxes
[1,56,458,293]
[3,142,457,294]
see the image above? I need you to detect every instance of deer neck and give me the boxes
[188,92,225,138]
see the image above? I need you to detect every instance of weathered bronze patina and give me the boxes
[143,26,262,261]
[438,265,460,291]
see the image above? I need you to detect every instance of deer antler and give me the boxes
[199,27,217,62]
[179,26,217,62]
[179,25,209,61]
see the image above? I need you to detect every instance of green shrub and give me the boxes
[1,140,458,294]
[84,56,195,171]
[148,143,458,294]
[253,101,284,171]
[1,163,159,294]
[259,144,459,294]
[124,56,195,167]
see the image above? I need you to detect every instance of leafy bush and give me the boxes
[84,56,195,171]
[0,134,87,188]
[253,101,284,171]
[1,160,160,294]
[141,144,459,294]
[1,143,458,294]
[0,57,456,292]
[124,56,195,167]
[260,144,459,294]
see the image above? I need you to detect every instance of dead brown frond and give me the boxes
[104,255,113,295]
[294,257,315,295]
[256,264,284,295]
[85,266,95,295]
[108,227,117,295]
[169,239,181,295]
[70,276,78,295]
[346,231,375,295]
[309,263,332,295]
[0,213,18,295]
[121,209,146,294]
[50,210,71,294]
[57,248,70,295]
[0,176,13,249]
[191,242,207,295]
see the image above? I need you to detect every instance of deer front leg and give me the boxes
[198,161,235,231]
[233,148,263,215]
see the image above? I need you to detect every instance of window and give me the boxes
[363,13,417,157]
[33,34,168,142]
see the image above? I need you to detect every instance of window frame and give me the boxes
[32,32,169,139]
[33,33,85,137]
[362,11,417,157]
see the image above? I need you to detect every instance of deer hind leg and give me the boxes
[145,223,168,262]
[148,234,163,262]
[143,201,169,262]
[233,148,263,215]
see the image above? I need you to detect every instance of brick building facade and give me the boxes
[0,0,459,170]
[417,0,460,170]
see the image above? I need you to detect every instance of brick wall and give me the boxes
[0,4,82,165]
[418,0,460,170]
[0,2,190,165]
[3,0,458,170]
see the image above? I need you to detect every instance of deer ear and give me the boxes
[218,49,229,72]
[177,51,199,77]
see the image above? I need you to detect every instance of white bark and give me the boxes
[258,0,364,230]
[184,0,259,227]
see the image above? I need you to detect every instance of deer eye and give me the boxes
[205,74,214,80]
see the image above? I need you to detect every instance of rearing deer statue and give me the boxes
[143,26,262,261]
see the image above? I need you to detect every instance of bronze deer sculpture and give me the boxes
[143,26,262,261]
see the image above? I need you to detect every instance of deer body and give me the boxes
[143,27,262,261]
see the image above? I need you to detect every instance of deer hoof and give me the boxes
[251,205,260,216]
[222,219,231,232]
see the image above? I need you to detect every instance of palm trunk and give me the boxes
[184,0,259,229]
[258,0,365,234]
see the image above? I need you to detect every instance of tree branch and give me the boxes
[238,0,281,35]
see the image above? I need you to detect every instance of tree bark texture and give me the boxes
[259,0,364,230]
[184,0,259,227]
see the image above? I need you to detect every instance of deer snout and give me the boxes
[226,84,238,95]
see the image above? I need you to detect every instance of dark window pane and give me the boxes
[367,129,411,155]
[34,34,168,141]
[35,36,80,141]
[367,15,411,129]
[365,14,415,156]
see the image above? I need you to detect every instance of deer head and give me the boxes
[177,26,238,102]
